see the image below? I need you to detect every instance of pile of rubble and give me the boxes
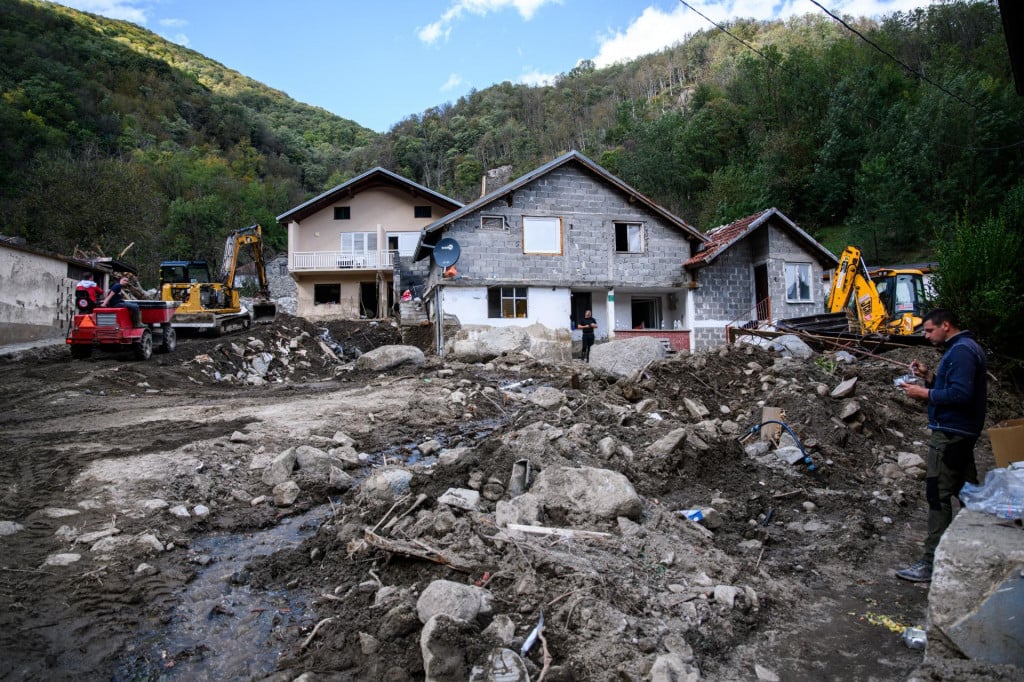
[218,337,1017,681]
[173,315,406,385]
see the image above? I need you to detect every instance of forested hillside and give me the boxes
[1,0,1022,279]
[0,0,377,272]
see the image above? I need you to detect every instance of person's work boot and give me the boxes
[896,560,933,582]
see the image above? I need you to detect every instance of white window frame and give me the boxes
[615,222,645,253]
[340,231,378,257]
[522,216,562,255]
[784,262,813,303]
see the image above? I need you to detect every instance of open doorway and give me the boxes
[754,263,770,321]
[359,282,378,318]
[570,291,593,330]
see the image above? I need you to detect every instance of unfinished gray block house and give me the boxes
[684,208,838,350]
[414,151,706,354]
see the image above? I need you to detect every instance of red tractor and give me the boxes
[66,300,179,360]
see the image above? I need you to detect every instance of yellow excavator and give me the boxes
[159,224,277,336]
[777,245,927,339]
[827,246,926,335]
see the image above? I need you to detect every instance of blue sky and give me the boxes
[55,0,939,133]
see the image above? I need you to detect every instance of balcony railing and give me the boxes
[290,251,395,272]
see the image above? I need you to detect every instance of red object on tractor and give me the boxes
[67,300,179,360]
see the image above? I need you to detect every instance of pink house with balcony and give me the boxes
[276,168,462,320]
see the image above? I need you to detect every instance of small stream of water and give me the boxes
[115,416,507,680]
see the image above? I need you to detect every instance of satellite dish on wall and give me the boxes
[433,238,461,267]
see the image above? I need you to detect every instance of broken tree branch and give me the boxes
[300,616,337,650]
[360,529,474,573]
[504,524,613,541]
[536,630,553,682]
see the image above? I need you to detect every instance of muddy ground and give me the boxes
[1,315,1022,682]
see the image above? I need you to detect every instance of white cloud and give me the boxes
[418,21,449,45]
[418,0,560,45]
[441,73,464,91]
[518,69,556,86]
[593,0,938,68]
[55,0,149,24]
[170,32,190,47]
[159,17,187,28]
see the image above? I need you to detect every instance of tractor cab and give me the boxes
[871,269,928,318]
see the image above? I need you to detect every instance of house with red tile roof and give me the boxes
[684,208,838,350]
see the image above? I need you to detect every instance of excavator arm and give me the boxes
[825,246,890,334]
[220,224,277,322]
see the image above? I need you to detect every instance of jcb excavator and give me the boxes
[159,224,277,336]
[827,246,927,335]
[777,245,927,338]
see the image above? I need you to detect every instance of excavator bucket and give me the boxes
[252,301,277,324]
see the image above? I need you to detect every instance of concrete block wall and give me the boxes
[265,255,296,299]
[766,226,829,319]
[437,164,693,288]
[692,241,755,321]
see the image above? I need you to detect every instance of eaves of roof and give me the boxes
[684,208,837,269]
[276,167,463,224]
[413,150,706,261]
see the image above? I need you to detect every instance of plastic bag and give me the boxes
[959,464,1024,520]
[893,373,923,387]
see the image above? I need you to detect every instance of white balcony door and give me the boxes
[341,231,378,257]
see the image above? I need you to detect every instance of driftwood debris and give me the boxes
[353,529,474,573]
[503,523,613,541]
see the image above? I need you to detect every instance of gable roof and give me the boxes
[684,208,837,269]
[414,150,705,261]
[276,167,462,225]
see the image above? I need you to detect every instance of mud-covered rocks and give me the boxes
[355,345,425,371]
[530,466,642,521]
[416,579,494,624]
[589,336,666,377]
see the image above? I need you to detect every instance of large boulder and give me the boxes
[449,324,571,363]
[531,466,642,521]
[416,579,493,624]
[355,345,425,371]
[589,337,666,377]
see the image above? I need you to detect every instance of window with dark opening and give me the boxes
[414,206,432,219]
[615,222,644,253]
[334,206,351,220]
[314,283,341,304]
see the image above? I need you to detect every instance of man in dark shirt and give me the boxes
[896,308,987,583]
[101,275,141,326]
[579,309,597,362]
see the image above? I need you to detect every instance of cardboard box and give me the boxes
[987,418,1024,469]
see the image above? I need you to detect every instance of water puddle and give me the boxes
[116,506,330,681]
[115,416,506,680]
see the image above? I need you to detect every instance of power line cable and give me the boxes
[807,0,988,114]
[674,0,1024,151]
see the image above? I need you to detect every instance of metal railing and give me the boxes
[290,251,395,271]
[725,297,772,341]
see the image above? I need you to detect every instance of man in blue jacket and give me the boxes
[896,308,987,582]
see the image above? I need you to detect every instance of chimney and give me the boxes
[481,165,514,197]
